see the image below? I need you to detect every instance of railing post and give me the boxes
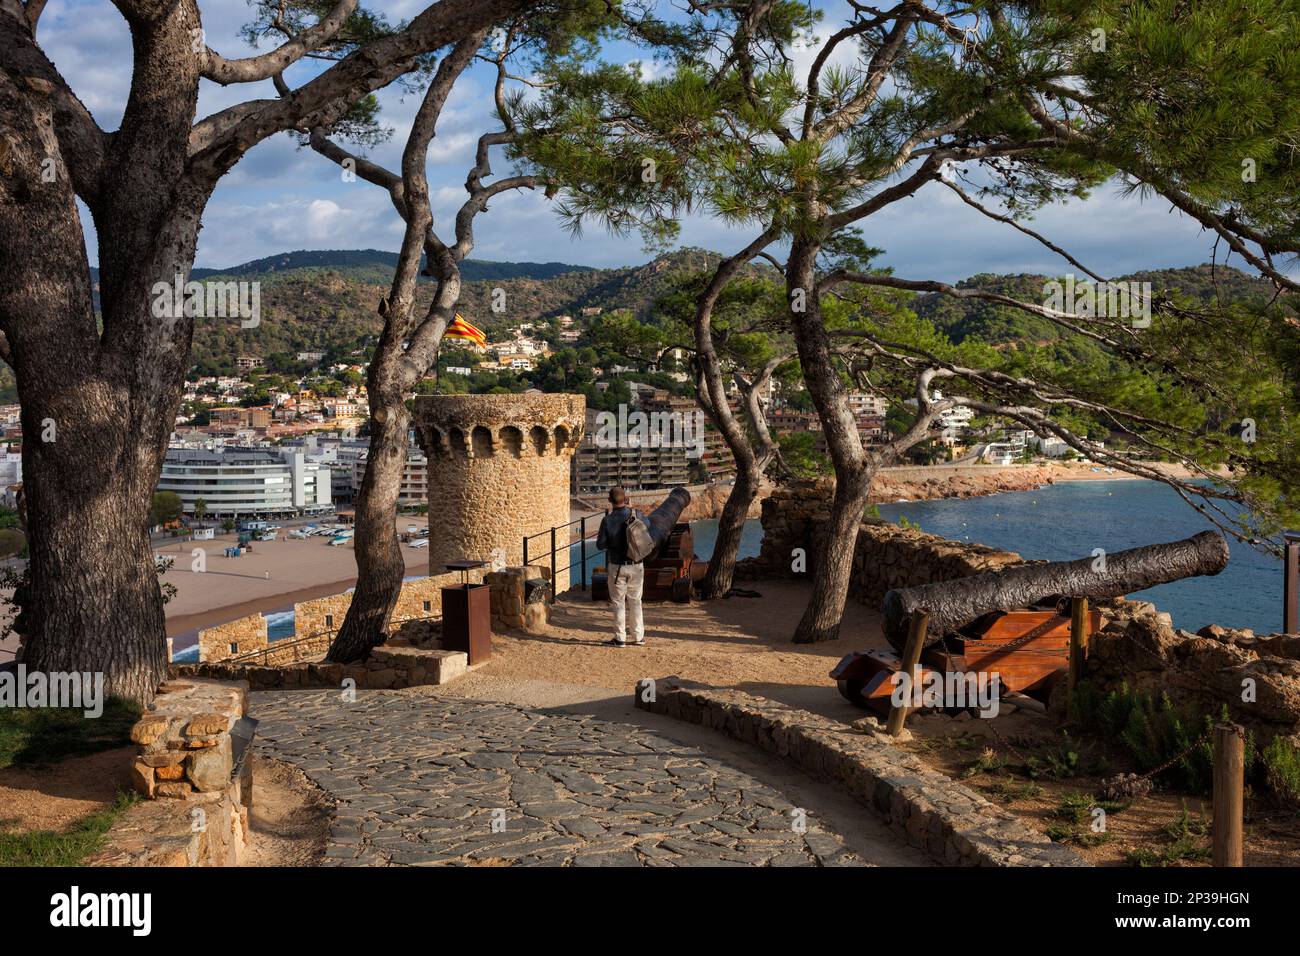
[523,534,529,568]
[1068,596,1089,714]
[1284,532,1300,634]
[580,515,588,591]
[1213,723,1245,867]
[550,526,557,602]
[886,610,929,737]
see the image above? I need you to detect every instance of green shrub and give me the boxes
[1072,682,1255,795]
[1261,736,1300,808]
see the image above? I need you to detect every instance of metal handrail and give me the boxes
[524,512,607,600]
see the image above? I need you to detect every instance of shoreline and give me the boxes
[166,463,1200,643]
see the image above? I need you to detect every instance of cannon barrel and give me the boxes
[882,530,1230,651]
[645,486,692,548]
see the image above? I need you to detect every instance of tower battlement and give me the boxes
[414,393,585,591]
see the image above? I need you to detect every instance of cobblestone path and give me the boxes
[252,690,868,867]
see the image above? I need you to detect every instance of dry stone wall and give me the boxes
[738,478,1025,605]
[197,613,267,663]
[174,645,468,691]
[635,677,1085,866]
[91,678,252,866]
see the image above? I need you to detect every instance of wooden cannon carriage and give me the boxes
[592,487,696,604]
[832,531,1231,713]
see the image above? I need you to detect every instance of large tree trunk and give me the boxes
[21,408,169,701]
[792,465,873,643]
[701,462,761,599]
[1,44,199,702]
[326,387,410,664]
[786,236,871,643]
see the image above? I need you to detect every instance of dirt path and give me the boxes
[477,581,883,723]
[242,756,330,866]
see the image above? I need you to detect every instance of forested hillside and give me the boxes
[0,253,1274,404]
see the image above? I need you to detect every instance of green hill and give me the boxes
[0,256,1277,404]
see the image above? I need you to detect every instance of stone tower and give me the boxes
[414,393,585,592]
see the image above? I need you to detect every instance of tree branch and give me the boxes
[201,0,359,85]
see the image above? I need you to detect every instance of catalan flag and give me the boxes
[444,313,487,348]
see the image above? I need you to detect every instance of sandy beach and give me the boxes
[160,516,432,646]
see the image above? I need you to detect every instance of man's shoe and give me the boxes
[605,638,628,647]
[632,640,646,646]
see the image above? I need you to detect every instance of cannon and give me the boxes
[881,530,1230,652]
[592,486,696,603]
[832,531,1231,711]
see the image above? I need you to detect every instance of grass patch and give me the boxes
[961,747,1009,779]
[984,778,1045,803]
[1045,791,1126,848]
[1045,821,1113,848]
[1125,804,1212,867]
[0,792,137,867]
[0,698,140,769]
[1024,731,1107,780]
[1051,790,1129,825]
[1261,736,1300,807]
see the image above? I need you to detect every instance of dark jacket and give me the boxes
[597,506,638,565]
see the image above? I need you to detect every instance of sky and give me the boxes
[41,0,1229,280]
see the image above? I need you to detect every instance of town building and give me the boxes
[210,406,272,429]
[350,446,428,505]
[157,447,333,517]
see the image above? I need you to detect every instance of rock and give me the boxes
[186,735,232,792]
[130,760,156,798]
[1099,772,1153,802]
[523,603,549,633]
[183,712,230,736]
[130,715,172,746]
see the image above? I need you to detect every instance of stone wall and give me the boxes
[635,677,1084,867]
[195,569,486,666]
[485,565,551,632]
[197,613,267,663]
[1084,599,1300,741]
[293,572,480,643]
[415,393,584,593]
[174,645,468,691]
[738,478,1025,606]
[91,678,252,866]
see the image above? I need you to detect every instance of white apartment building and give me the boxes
[158,447,333,517]
[350,446,428,505]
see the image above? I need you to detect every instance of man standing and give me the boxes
[596,486,644,646]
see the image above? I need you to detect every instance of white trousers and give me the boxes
[609,563,645,644]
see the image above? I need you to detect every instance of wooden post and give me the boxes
[1284,536,1299,634]
[886,610,929,737]
[1212,723,1245,867]
[1068,596,1089,710]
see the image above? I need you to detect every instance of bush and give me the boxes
[0,528,24,558]
[1261,736,1300,808]
[1071,681,1255,795]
